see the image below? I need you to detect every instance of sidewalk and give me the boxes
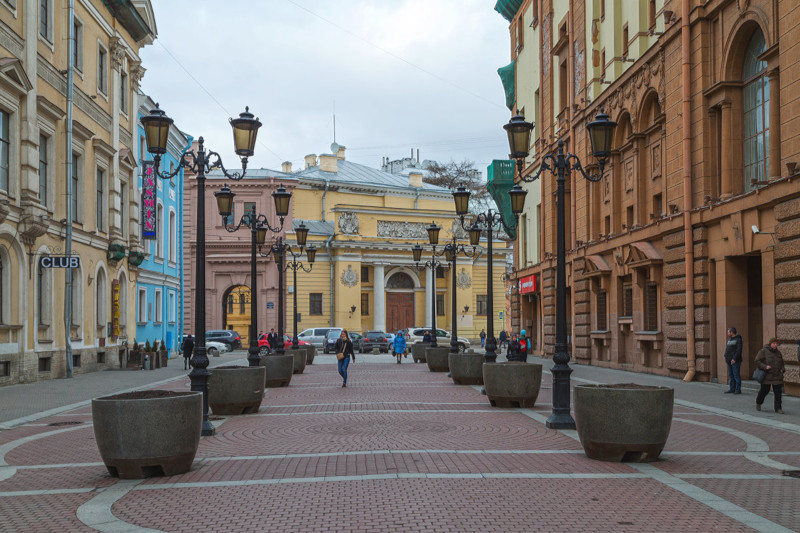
[0,355,798,532]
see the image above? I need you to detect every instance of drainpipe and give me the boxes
[414,187,420,209]
[325,234,334,326]
[64,0,75,378]
[178,136,193,348]
[321,179,330,221]
[681,0,697,382]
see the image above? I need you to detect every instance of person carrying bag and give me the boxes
[393,330,407,364]
[754,337,786,414]
[335,329,355,387]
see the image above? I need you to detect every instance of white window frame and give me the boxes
[96,268,107,331]
[168,208,176,263]
[70,263,83,338]
[137,288,147,323]
[120,175,129,239]
[119,69,128,116]
[73,16,83,74]
[168,291,175,324]
[38,0,54,45]
[154,289,162,324]
[118,273,127,334]
[96,163,106,233]
[0,107,12,195]
[0,246,9,326]
[97,40,108,97]
[156,201,164,259]
[71,150,84,224]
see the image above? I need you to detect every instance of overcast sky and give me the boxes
[138,0,513,178]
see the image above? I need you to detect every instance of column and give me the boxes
[425,266,433,326]
[373,263,386,332]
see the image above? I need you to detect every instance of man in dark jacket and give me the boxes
[755,337,785,413]
[181,335,194,370]
[506,333,524,362]
[723,327,743,394]
[267,328,279,351]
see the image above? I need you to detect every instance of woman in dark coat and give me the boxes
[334,329,355,387]
[506,333,524,362]
[181,335,194,370]
[755,337,785,413]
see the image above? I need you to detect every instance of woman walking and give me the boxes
[393,330,407,364]
[755,337,786,413]
[335,329,355,387]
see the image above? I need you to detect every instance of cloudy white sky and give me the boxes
[138,0,513,177]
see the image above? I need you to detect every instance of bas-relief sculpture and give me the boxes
[338,212,359,235]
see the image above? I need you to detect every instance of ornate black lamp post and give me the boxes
[452,188,505,362]
[442,228,480,354]
[412,222,445,347]
[269,224,315,350]
[508,109,617,430]
[140,104,263,436]
[214,186,291,367]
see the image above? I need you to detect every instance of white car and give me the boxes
[404,327,470,352]
[205,341,230,357]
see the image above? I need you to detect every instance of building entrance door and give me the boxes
[386,292,414,334]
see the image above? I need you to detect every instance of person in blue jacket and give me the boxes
[393,330,407,364]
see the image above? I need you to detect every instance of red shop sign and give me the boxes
[519,274,537,294]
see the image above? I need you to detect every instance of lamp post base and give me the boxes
[247,343,261,367]
[546,363,575,430]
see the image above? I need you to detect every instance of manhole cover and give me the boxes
[782,470,800,478]
[48,421,82,427]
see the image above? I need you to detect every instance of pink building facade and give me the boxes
[182,153,296,339]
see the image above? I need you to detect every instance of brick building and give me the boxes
[502,0,800,394]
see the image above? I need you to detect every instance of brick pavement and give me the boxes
[0,355,798,532]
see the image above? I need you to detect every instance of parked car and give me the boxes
[257,334,312,354]
[362,331,390,353]
[297,327,337,348]
[178,335,231,357]
[206,330,242,350]
[324,330,363,354]
[405,327,470,352]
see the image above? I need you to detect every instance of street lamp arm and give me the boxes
[568,153,606,183]
[520,153,555,183]
[207,149,250,181]
[285,261,313,274]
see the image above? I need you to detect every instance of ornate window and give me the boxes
[743,29,768,192]
[38,134,47,205]
[0,110,9,192]
[168,209,176,262]
[387,272,413,289]
[37,259,50,326]
[0,251,4,324]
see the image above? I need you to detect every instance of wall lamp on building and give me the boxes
[266,224,316,352]
[507,109,617,431]
[411,222,448,348]
[452,187,502,362]
[140,103,264,437]
[215,185,291,367]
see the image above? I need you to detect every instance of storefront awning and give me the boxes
[494,0,524,22]
[497,61,516,110]
[486,159,517,239]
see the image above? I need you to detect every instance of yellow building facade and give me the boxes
[284,148,509,341]
[0,1,155,384]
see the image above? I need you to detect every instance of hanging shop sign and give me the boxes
[142,161,157,239]
[518,274,537,295]
[39,255,80,268]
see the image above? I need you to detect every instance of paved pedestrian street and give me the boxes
[1,355,799,532]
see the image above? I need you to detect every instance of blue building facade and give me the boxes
[135,93,192,355]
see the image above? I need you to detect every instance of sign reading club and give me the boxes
[40,256,81,268]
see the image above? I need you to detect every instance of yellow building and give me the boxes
[0,1,155,384]
[283,146,509,341]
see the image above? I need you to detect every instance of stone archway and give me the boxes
[386,272,415,334]
[222,285,251,343]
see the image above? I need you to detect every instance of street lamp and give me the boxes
[215,186,290,367]
[452,187,505,363]
[510,109,617,430]
[140,103,263,436]
[412,222,447,347]
[442,231,479,354]
[269,223,315,351]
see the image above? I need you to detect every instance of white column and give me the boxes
[425,267,433,326]
[373,263,386,332]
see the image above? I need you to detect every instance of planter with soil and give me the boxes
[574,383,674,462]
[448,351,484,385]
[92,390,202,479]
[291,347,307,374]
[425,346,450,372]
[483,362,542,407]
[304,345,315,365]
[260,354,294,387]
[411,343,427,363]
[208,365,267,415]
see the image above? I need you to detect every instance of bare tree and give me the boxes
[424,160,493,212]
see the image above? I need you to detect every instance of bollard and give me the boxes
[143,354,149,370]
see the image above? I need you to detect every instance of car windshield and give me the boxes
[326,330,342,339]
[366,332,385,339]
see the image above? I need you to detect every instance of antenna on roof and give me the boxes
[333,99,336,143]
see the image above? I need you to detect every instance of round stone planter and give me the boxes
[305,345,315,365]
[483,362,542,408]
[260,354,294,387]
[411,343,427,363]
[292,348,307,374]
[425,346,451,372]
[574,384,674,462]
[92,390,202,479]
[208,366,266,415]
[449,351,484,385]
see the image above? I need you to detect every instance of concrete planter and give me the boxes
[574,384,674,462]
[208,366,266,415]
[411,343,427,363]
[291,348,307,374]
[483,362,542,408]
[260,354,294,387]
[92,390,201,479]
[449,351,484,385]
[304,345,315,365]
[425,346,450,372]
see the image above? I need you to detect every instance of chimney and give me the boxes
[336,145,346,160]
[281,161,292,173]
[319,153,338,173]
[304,154,317,169]
[409,171,423,188]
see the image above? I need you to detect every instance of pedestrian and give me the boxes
[422,330,432,344]
[755,337,785,413]
[393,330,407,364]
[723,327,743,394]
[506,333,523,361]
[480,328,486,347]
[335,329,355,387]
[267,328,279,351]
[498,329,507,350]
[181,335,194,370]
[519,329,529,363]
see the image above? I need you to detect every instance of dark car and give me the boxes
[362,331,390,353]
[206,330,242,350]
[324,330,363,354]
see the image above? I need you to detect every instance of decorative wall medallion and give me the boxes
[450,219,468,240]
[456,268,472,289]
[377,221,428,239]
[340,265,359,287]
[651,143,662,178]
[338,212,359,235]
[624,158,634,193]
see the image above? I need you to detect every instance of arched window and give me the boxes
[96,268,107,329]
[118,272,128,334]
[387,272,414,289]
[743,29,768,192]
[37,258,50,326]
[71,264,83,335]
[168,210,176,262]
[156,203,164,258]
[0,250,5,324]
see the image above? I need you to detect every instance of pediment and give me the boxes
[0,57,32,95]
[583,254,612,278]
[624,241,662,268]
